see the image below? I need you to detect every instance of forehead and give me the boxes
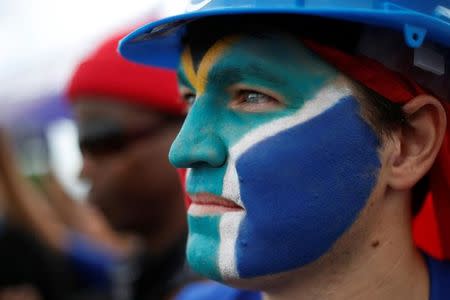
[177,32,343,105]
[181,32,305,70]
[177,14,362,77]
[178,32,331,90]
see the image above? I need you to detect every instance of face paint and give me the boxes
[171,33,381,280]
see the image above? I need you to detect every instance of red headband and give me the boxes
[303,39,450,260]
[67,31,187,115]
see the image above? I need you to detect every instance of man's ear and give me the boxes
[386,95,447,190]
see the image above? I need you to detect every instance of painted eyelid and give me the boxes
[184,95,196,105]
[228,84,285,105]
[179,86,196,104]
[177,68,195,90]
[239,91,276,104]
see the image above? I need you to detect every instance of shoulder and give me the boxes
[66,231,118,266]
[426,255,450,300]
[65,231,120,288]
[175,281,261,300]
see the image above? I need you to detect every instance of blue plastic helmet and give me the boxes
[119,0,450,70]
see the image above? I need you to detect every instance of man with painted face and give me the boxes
[119,1,450,299]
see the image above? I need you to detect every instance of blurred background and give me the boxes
[0,2,194,300]
[0,0,187,200]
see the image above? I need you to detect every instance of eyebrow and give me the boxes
[207,61,287,87]
[177,68,193,88]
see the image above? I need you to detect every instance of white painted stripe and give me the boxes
[222,82,351,205]
[187,203,210,216]
[218,81,351,278]
[185,168,191,181]
[218,211,245,279]
[185,168,191,190]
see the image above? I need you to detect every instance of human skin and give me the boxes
[172,32,381,280]
[170,31,446,299]
[74,98,187,253]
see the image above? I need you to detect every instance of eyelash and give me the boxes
[229,87,284,113]
[182,92,196,105]
[179,85,196,105]
[235,90,278,105]
[180,87,283,112]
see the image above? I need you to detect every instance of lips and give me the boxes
[188,193,243,215]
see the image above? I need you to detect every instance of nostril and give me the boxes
[169,133,228,168]
[190,161,212,168]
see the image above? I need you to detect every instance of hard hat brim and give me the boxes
[119,6,450,69]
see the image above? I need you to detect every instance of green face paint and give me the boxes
[174,32,339,191]
[171,32,368,280]
[186,215,222,280]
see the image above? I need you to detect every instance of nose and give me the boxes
[169,112,227,169]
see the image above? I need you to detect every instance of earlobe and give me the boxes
[387,95,447,190]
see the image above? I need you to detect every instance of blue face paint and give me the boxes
[235,97,380,277]
[172,33,381,280]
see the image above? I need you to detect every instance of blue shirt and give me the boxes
[427,254,450,300]
[175,282,261,300]
[66,231,120,289]
[176,255,450,300]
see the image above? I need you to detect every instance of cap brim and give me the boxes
[119,6,449,69]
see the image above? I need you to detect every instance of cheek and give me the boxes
[234,98,381,277]
[186,215,223,280]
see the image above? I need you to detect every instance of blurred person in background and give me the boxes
[0,134,71,300]
[67,28,193,299]
[0,28,193,300]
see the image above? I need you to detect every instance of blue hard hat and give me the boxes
[119,0,450,69]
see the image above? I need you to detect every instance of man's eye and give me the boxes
[238,91,276,104]
[179,85,196,105]
[183,92,196,105]
[231,89,283,113]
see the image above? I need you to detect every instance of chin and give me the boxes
[218,271,291,292]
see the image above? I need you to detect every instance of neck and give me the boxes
[262,190,429,300]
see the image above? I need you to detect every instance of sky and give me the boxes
[0,0,187,109]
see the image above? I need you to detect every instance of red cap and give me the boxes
[67,30,187,115]
[303,39,450,260]
[177,168,191,208]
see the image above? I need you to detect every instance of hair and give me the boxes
[351,82,405,139]
[351,83,428,213]
[183,14,428,211]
